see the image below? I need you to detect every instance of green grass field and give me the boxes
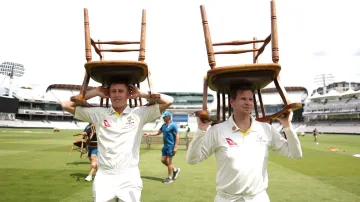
[0,128,360,202]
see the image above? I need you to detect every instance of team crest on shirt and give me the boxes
[126,116,135,124]
[225,138,238,147]
[124,116,136,129]
[256,134,266,142]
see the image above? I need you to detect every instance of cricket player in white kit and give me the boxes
[186,84,303,202]
[61,81,173,202]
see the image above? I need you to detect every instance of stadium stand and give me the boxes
[1,82,359,134]
[299,81,360,134]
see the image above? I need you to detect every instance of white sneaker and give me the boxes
[85,175,92,181]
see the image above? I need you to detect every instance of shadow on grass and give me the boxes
[141,176,163,182]
[70,173,88,181]
[66,161,90,166]
[69,174,163,182]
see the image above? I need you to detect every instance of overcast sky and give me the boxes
[0,0,359,94]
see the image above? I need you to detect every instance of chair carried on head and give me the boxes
[71,8,159,108]
[196,1,302,124]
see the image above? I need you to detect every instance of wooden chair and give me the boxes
[70,133,87,158]
[71,8,159,108]
[85,124,97,153]
[196,1,302,124]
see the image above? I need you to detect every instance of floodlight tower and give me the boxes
[0,61,25,97]
[314,73,335,94]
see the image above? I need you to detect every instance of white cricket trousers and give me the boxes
[214,190,270,202]
[92,168,143,202]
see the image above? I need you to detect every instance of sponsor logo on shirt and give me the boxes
[225,138,238,146]
[103,120,111,127]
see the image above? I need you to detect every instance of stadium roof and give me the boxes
[322,89,341,99]
[46,84,96,92]
[310,88,360,100]
[341,88,356,98]
[261,86,307,93]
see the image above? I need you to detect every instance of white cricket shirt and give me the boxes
[186,115,302,199]
[75,104,161,173]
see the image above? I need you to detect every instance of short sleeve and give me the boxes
[173,123,179,134]
[134,104,161,124]
[74,107,105,124]
[160,124,165,133]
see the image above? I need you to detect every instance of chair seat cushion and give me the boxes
[73,141,84,148]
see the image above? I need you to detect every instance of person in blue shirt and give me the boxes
[144,111,180,183]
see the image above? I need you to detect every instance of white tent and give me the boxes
[353,90,360,97]
[341,88,356,98]
[322,89,341,99]
[309,91,323,100]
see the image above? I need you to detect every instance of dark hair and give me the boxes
[106,77,130,91]
[229,82,255,100]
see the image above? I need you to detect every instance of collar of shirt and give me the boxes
[108,105,131,117]
[228,114,261,136]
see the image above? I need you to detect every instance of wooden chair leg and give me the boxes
[80,142,84,158]
[70,72,90,106]
[216,92,220,122]
[134,83,138,107]
[100,98,104,107]
[195,76,211,123]
[203,76,208,111]
[222,93,226,121]
[257,89,266,117]
[200,5,216,69]
[274,76,290,106]
[228,93,232,118]
[71,8,92,107]
[70,145,74,155]
[273,76,291,118]
[137,83,143,106]
[253,93,259,119]
[106,98,109,108]
[255,76,302,123]
[134,98,138,107]
[129,99,133,108]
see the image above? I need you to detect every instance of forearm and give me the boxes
[148,131,160,136]
[277,127,303,159]
[139,91,174,109]
[156,93,174,105]
[84,88,99,100]
[61,100,76,114]
[61,89,99,115]
[186,129,208,165]
[282,121,292,128]
[174,135,179,148]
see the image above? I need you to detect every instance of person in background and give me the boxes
[313,128,319,144]
[144,111,180,183]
